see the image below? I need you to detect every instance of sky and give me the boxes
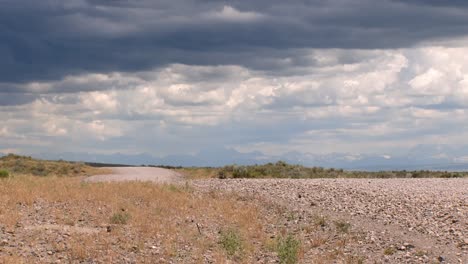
[2,0,468,166]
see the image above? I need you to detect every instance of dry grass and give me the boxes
[309,235,328,248]
[175,167,221,180]
[0,175,271,263]
[383,246,397,255]
[313,215,328,228]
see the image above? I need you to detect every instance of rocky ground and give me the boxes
[1,171,466,263]
[193,178,468,263]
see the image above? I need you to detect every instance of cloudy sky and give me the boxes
[2,0,468,164]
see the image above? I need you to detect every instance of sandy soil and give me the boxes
[83,167,183,183]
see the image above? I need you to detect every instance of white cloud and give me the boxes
[409,68,444,91]
[42,119,68,136]
[203,5,265,23]
[3,43,468,157]
[84,120,123,140]
[81,91,119,114]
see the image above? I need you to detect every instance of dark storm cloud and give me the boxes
[1,0,468,85]
[392,0,468,7]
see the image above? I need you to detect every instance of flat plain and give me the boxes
[0,156,467,263]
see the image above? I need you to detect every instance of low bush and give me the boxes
[110,212,131,225]
[384,247,396,255]
[313,215,327,228]
[219,228,243,258]
[276,234,301,264]
[334,220,351,233]
[0,170,10,178]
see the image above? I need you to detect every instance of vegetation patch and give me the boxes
[0,154,108,177]
[334,220,351,233]
[213,161,468,179]
[176,167,221,179]
[313,215,328,228]
[384,247,397,255]
[219,228,244,259]
[110,211,131,225]
[276,234,301,264]
[0,170,10,179]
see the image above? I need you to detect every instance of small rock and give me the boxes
[438,256,445,262]
[47,251,53,255]
[403,242,414,249]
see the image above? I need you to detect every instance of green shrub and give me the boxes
[219,228,243,258]
[276,234,300,264]
[0,170,10,179]
[232,166,252,178]
[110,212,131,225]
[217,170,227,179]
[32,163,46,176]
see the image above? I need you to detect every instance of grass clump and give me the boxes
[313,215,327,228]
[383,247,396,255]
[0,170,10,179]
[334,220,351,233]
[219,228,244,259]
[276,234,301,264]
[110,211,131,225]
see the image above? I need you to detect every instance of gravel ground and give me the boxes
[193,178,468,263]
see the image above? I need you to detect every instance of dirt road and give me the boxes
[83,167,183,183]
